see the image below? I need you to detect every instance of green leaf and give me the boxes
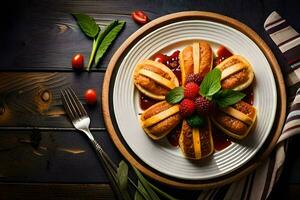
[72,13,99,38]
[135,181,150,200]
[200,68,222,97]
[87,20,119,70]
[186,115,205,128]
[166,87,184,104]
[117,161,128,190]
[133,167,160,200]
[94,21,126,66]
[214,89,246,108]
[116,161,131,200]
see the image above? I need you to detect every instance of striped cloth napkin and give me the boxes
[198,11,300,200]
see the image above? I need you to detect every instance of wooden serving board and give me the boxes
[102,11,286,189]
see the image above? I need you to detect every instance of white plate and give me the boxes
[112,20,277,180]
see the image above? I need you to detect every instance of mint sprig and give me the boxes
[200,68,222,97]
[166,87,184,104]
[198,68,246,108]
[72,14,126,71]
[87,20,119,70]
[214,89,246,108]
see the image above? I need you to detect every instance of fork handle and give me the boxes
[86,136,123,200]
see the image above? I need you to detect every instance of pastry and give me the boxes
[215,55,254,91]
[133,60,179,100]
[211,101,257,139]
[140,101,181,140]
[179,118,214,160]
[179,41,213,86]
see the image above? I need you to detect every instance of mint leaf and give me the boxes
[166,87,184,104]
[187,115,205,128]
[200,68,222,97]
[214,89,246,108]
[72,13,99,38]
[94,21,126,66]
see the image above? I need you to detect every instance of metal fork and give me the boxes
[60,88,122,200]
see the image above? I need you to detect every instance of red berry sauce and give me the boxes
[139,93,159,110]
[167,124,181,147]
[214,46,233,66]
[212,127,232,151]
[242,83,254,105]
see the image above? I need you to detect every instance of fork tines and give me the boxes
[61,88,87,120]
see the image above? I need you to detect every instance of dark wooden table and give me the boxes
[0,0,299,199]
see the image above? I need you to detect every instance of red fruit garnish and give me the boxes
[195,96,213,115]
[153,53,168,64]
[84,89,97,105]
[131,10,149,25]
[186,73,203,85]
[184,82,199,100]
[72,54,84,70]
[180,99,195,118]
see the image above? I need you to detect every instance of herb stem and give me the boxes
[87,36,99,70]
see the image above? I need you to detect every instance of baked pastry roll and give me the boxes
[211,101,257,140]
[134,60,179,100]
[140,101,181,140]
[215,55,254,91]
[179,41,213,86]
[179,118,214,160]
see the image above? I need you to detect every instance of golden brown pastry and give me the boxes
[140,101,181,140]
[211,101,257,140]
[179,118,214,160]
[215,55,254,91]
[179,41,213,86]
[133,60,179,100]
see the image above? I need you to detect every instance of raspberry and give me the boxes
[180,99,195,118]
[186,73,203,85]
[195,96,213,115]
[184,82,199,100]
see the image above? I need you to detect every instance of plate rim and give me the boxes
[102,11,286,189]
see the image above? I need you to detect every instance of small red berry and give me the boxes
[131,10,149,25]
[184,82,199,100]
[84,89,97,105]
[195,96,212,115]
[180,99,195,118]
[72,54,84,70]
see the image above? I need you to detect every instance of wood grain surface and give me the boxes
[0,72,104,129]
[0,0,299,199]
[0,130,122,183]
[0,183,115,200]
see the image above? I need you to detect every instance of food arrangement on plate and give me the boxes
[133,41,257,160]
